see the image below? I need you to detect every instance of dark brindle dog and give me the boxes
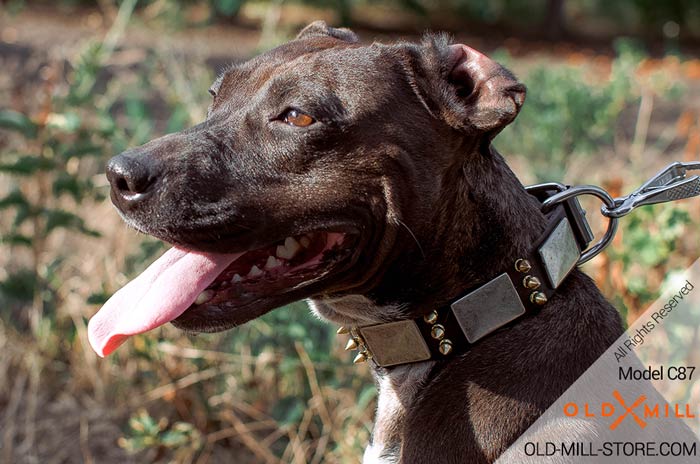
[88,22,624,463]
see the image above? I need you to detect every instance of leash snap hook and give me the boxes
[601,161,700,219]
[541,185,619,265]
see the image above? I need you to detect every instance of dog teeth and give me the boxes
[195,290,214,305]
[276,236,301,259]
[231,273,242,283]
[285,236,301,253]
[299,236,311,248]
[247,265,263,278]
[265,255,283,270]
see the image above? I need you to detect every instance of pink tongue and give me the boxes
[87,247,243,357]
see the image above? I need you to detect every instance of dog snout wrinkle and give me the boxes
[107,152,158,206]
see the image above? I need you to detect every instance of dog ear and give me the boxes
[296,20,359,43]
[424,39,526,137]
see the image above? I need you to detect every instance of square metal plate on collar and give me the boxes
[451,273,526,343]
[538,217,579,288]
[358,320,432,368]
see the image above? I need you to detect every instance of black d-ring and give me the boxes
[541,185,619,265]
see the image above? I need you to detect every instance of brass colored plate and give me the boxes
[359,320,432,367]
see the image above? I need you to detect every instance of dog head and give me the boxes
[89,21,525,356]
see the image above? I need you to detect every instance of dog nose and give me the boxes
[106,152,157,205]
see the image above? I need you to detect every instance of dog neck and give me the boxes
[362,362,434,463]
[313,145,553,461]
[368,145,547,316]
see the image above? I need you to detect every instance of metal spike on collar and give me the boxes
[430,324,445,340]
[353,351,368,364]
[337,326,349,335]
[423,310,438,325]
[515,258,531,273]
[530,291,548,305]
[439,339,453,355]
[345,338,359,351]
[523,275,541,290]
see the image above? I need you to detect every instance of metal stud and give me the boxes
[430,324,445,340]
[345,338,358,351]
[530,291,548,305]
[353,351,368,364]
[515,259,532,273]
[337,326,349,335]
[523,275,541,290]
[439,339,453,355]
[423,310,438,325]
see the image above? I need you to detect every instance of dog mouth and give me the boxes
[87,229,358,357]
[182,231,354,312]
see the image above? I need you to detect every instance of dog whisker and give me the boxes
[397,219,425,259]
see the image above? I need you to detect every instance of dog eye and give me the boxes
[208,88,216,97]
[283,109,315,127]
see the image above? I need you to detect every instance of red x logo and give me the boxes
[609,390,647,430]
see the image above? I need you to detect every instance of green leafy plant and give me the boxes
[496,39,681,182]
[0,1,140,332]
[608,204,692,314]
[120,409,203,457]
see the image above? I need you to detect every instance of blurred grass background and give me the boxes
[1,1,700,462]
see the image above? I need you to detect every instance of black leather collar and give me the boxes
[338,185,595,368]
